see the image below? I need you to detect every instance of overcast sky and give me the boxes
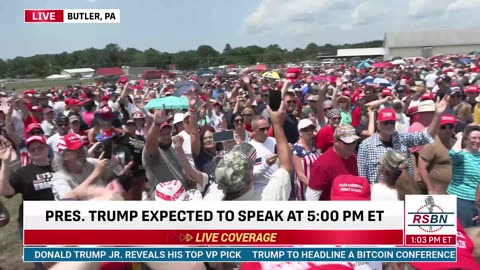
[0,0,478,59]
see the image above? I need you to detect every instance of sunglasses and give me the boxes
[330,117,341,121]
[286,100,295,104]
[57,123,68,127]
[324,107,332,111]
[440,124,454,130]
[257,127,269,132]
[381,121,396,126]
[451,94,461,98]
[234,119,244,124]
[28,130,44,136]
[243,114,253,117]
[300,127,315,133]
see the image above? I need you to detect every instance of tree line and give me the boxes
[0,40,382,78]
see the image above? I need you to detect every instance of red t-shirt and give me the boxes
[351,106,362,127]
[308,147,358,200]
[315,125,334,153]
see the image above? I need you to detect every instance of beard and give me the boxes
[158,139,172,150]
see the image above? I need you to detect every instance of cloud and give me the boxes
[448,0,480,12]
[87,0,97,3]
[242,0,355,35]
[240,0,478,49]
[407,0,450,18]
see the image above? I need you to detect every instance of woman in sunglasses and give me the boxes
[230,113,249,144]
[417,115,457,195]
[292,119,319,201]
[447,125,480,228]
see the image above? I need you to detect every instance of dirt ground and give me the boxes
[0,195,33,270]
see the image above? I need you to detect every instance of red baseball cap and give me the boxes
[56,134,87,152]
[410,219,480,270]
[465,85,480,94]
[377,108,397,122]
[31,106,42,113]
[331,175,371,201]
[25,135,47,148]
[25,123,43,134]
[69,99,83,107]
[240,262,354,270]
[159,122,172,130]
[420,92,434,101]
[381,88,392,96]
[440,114,457,126]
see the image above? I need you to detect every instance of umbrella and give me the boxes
[358,76,374,85]
[391,59,406,65]
[457,58,472,65]
[371,62,392,68]
[174,81,200,96]
[356,60,371,69]
[241,64,267,74]
[262,71,280,79]
[357,76,393,87]
[145,96,189,110]
[372,78,394,87]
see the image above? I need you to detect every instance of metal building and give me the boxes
[384,29,480,59]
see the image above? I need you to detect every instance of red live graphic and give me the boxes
[24,10,64,23]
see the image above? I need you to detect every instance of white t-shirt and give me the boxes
[41,120,56,136]
[370,183,399,201]
[53,101,66,115]
[178,130,194,167]
[47,133,62,152]
[424,73,438,88]
[249,138,278,197]
[209,112,223,131]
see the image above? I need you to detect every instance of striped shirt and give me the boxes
[293,143,320,201]
[446,149,480,201]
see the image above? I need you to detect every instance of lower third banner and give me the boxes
[24,247,457,262]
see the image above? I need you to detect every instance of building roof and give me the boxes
[95,67,125,76]
[385,29,480,48]
[62,68,95,74]
[337,48,385,57]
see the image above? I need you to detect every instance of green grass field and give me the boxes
[0,195,32,270]
[4,79,95,92]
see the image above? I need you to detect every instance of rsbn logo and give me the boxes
[408,196,455,233]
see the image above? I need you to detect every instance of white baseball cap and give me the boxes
[297,119,316,131]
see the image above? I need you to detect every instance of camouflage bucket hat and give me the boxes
[379,149,407,175]
[215,142,256,195]
[334,124,360,144]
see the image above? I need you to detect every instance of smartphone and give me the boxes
[269,90,282,111]
[213,130,235,143]
[103,140,113,159]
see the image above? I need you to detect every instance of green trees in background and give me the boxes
[0,40,382,78]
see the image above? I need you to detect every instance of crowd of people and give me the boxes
[0,55,480,270]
